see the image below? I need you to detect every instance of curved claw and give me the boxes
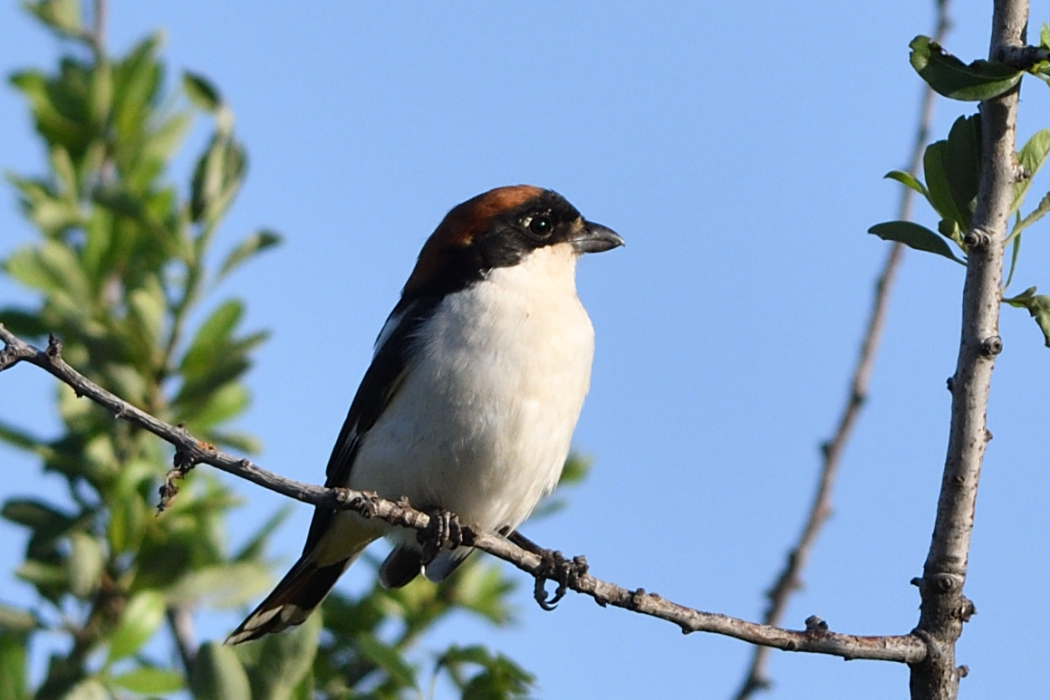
[418,508,463,565]
[533,550,588,611]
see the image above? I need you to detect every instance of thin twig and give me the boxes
[730,2,952,698]
[80,0,107,58]
[0,323,927,665]
[166,605,197,675]
[909,2,1023,698]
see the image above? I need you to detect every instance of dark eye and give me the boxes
[527,215,553,237]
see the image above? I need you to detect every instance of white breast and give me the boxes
[349,243,595,542]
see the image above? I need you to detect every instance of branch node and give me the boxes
[962,228,992,249]
[46,333,63,359]
[349,490,379,518]
[850,388,867,408]
[957,664,970,679]
[930,572,962,593]
[912,629,942,662]
[910,576,924,589]
[805,615,830,636]
[946,375,955,392]
[956,598,976,622]
[979,335,1003,356]
[0,337,22,371]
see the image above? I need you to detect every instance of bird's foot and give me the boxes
[533,548,589,611]
[418,507,463,565]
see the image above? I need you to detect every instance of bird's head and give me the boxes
[402,185,623,301]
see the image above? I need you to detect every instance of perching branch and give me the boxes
[908,2,1023,698]
[731,3,953,698]
[0,323,927,665]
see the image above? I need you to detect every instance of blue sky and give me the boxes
[3,2,1050,698]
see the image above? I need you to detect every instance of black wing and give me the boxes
[301,298,434,554]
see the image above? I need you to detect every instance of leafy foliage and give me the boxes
[908,35,1022,101]
[870,83,1050,346]
[1003,287,1050,347]
[1,3,585,698]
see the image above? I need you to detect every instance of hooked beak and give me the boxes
[571,220,625,254]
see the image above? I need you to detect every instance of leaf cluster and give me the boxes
[870,32,1050,346]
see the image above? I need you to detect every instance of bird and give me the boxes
[227,184,623,644]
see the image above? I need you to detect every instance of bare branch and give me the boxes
[909,1,1024,698]
[731,2,953,698]
[167,605,197,675]
[0,322,927,664]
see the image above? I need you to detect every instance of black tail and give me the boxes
[226,556,351,644]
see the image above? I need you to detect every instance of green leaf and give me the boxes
[107,482,149,554]
[189,382,250,428]
[107,589,166,663]
[0,605,38,634]
[24,0,82,38]
[110,667,184,695]
[1005,228,1022,290]
[88,60,112,129]
[111,34,163,144]
[50,145,78,199]
[1003,286,1050,347]
[924,140,972,229]
[868,221,965,263]
[443,561,515,625]
[165,562,273,609]
[937,217,965,247]
[0,309,49,338]
[181,299,243,363]
[0,421,45,454]
[14,560,66,588]
[144,111,192,165]
[191,642,251,700]
[944,114,982,229]
[1,498,74,532]
[1010,191,1050,242]
[217,229,282,282]
[182,71,223,112]
[353,631,418,690]
[0,632,29,700]
[241,613,321,700]
[1013,130,1050,213]
[126,276,167,347]
[558,452,592,488]
[57,678,108,700]
[909,35,1022,101]
[3,241,91,306]
[66,532,104,598]
[190,135,247,225]
[436,645,535,700]
[884,170,928,198]
[9,70,87,150]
